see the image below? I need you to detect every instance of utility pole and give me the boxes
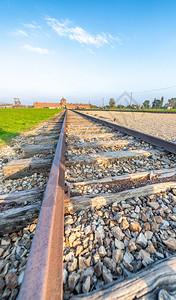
[102,98,104,107]
[130,92,132,107]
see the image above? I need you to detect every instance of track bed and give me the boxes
[8,109,176,300]
[63,111,176,299]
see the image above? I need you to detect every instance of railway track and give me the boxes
[1,109,176,299]
[0,111,64,299]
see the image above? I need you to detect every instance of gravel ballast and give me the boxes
[85,111,176,142]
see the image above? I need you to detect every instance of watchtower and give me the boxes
[60,98,66,108]
[14,98,21,105]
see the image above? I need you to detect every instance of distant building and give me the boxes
[33,98,91,109]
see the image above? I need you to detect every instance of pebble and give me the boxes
[63,188,176,297]
[82,276,90,293]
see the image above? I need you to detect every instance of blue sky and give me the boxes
[0,0,176,106]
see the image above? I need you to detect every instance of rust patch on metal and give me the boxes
[18,111,67,300]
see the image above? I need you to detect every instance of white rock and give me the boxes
[112,249,123,264]
[63,268,68,285]
[115,239,125,250]
[123,251,134,264]
[82,276,90,293]
[99,246,107,257]
[136,233,147,248]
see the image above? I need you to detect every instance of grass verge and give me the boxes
[0,108,62,146]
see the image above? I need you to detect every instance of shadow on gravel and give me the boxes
[0,128,19,145]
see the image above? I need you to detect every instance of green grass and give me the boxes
[0,108,62,145]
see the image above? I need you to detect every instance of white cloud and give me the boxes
[23,23,41,29]
[12,30,28,37]
[46,17,119,47]
[21,44,52,54]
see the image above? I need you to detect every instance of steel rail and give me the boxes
[75,111,176,154]
[18,110,67,300]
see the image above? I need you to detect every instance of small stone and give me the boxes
[103,257,116,272]
[0,276,5,289]
[163,238,176,251]
[99,246,107,257]
[136,233,147,248]
[146,242,156,254]
[68,258,77,272]
[63,268,68,284]
[123,251,134,264]
[82,276,90,293]
[76,245,83,256]
[102,266,113,284]
[155,252,164,259]
[84,225,91,235]
[114,212,123,223]
[0,261,9,275]
[65,216,74,225]
[141,213,147,222]
[10,288,18,300]
[75,282,82,294]
[84,267,94,277]
[0,248,5,257]
[79,257,86,270]
[2,288,11,299]
[160,220,170,229]
[93,253,100,264]
[69,233,77,245]
[94,262,103,277]
[130,221,142,233]
[112,249,123,264]
[5,273,18,289]
[148,202,160,210]
[143,222,151,231]
[135,206,140,214]
[68,273,80,291]
[144,231,153,240]
[151,222,159,232]
[18,271,25,285]
[30,223,36,232]
[128,240,137,252]
[120,219,129,230]
[112,226,125,240]
[64,252,74,262]
[115,239,125,250]
[138,249,154,266]
[123,260,133,272]
[116,266,123,276]
[155,216,163,224]
[1,236,11,246]
[84,256,91,267]
[97,226,105,239]
[104,237,111,247]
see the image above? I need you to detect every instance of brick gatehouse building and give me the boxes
[33,98,90,109]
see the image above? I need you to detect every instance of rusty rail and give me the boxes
[18,110,67,300]
[75,111,176,154]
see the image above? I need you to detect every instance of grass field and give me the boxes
[0,108,62,145]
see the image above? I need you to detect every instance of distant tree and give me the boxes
[167,98,176,108]
[152,98,162,109]
[160,96,164,107]
[116,104,125,109]
[143,100,150,109]
[109,98,116,108]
